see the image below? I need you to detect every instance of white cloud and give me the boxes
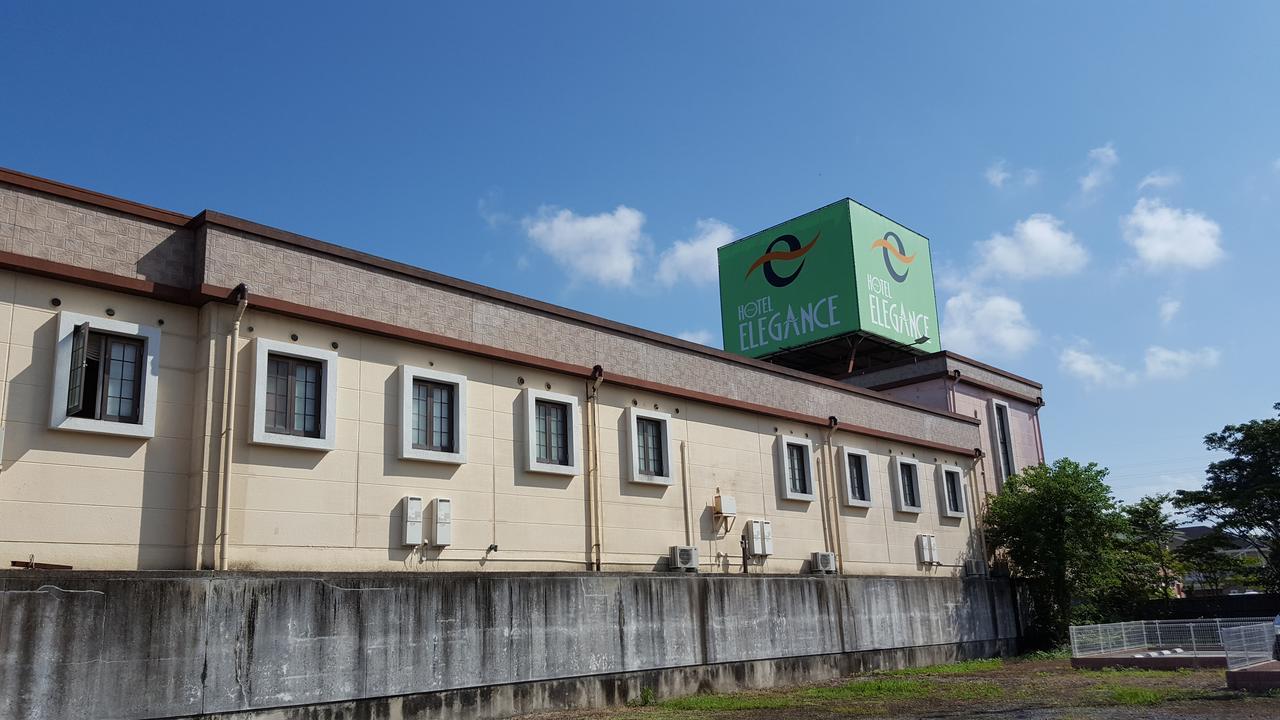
[657,219,736,287]
[1158,297,1181,325]
[1059,343,1221,386]
[972,213,1088,280]
[1273,157,1280,173]
[942,292,1037,357]
[675,329,716,346]
[1079,143,1118,195]
[1137,170,1181,191]
[985,160,1038,189]
[1059,346,1136,386]
[1123,197,1223,270]
[1144,346,1220,380]
[523,205,647,286]
[985,161,1011,188]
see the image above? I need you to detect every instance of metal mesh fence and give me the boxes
[1221,623,1275,670]
[1070,617,1274,659]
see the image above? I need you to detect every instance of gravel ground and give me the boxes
[521,657,1280,720]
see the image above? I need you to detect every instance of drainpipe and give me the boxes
[824,416,845,571]
[947,369,960,414]
[215,284,248,572]
[680,441,694,546]
[1032,396,1046,464]
[586,365,605,571]
[968,449,989,573]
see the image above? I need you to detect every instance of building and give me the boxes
[0,167,1038,720]
[0,167,1043,577]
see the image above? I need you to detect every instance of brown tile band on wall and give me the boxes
[0,166,979,429]
[866,370,1044,407]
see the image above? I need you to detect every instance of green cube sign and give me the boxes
[717,199,941,357]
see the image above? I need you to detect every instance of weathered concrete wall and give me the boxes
[0,572,1017,719]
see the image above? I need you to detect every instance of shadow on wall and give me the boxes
[135,230,195,288]
[1,315,185,569]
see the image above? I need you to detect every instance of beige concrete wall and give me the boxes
[0,272,198,569]
[953,383,1043,503]
[0,278,980,575]
[204,306,978,575]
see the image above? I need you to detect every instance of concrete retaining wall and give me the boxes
[0,572,1018,719]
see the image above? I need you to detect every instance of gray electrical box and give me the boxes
[431,497,452,547]
[402,495,423,546]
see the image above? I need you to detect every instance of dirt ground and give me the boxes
[523,656,1280,719]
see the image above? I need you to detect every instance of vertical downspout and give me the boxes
[586,365,604,571]
[824,416,845,571]
[215,284,248,572]
[968,450,990,573]
[192,309,219,569]
[1032,397,1046,464]
[680,440,693,546]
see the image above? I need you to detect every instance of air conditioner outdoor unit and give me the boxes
[669,545,699,572]
[964,558,988,577]
[811,551,837,574]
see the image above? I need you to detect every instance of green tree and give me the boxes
[983,458,1127,645]
[1174,532,1247,594]
[1120,494,1179,600]
[1174,403,1280,592]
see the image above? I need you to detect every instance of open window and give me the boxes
[892,457,923,513]
[627,406,674,485]
[50,312,161,438]
[937,464,967,519]
[250,338,338,450]
[776,435,816,502]
[523,388,582,475]
[839,446,873,508]
[398,365,468,463]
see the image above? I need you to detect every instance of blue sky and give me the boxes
[3,2,1278,505]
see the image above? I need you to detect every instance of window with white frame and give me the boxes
[840,446,873,507]
[892,457,923,513]
[251,338,338,450]
[627,406,674,485]
[990,400,1016,488]
[938,464,966,518]
[49,311,161,438]
[523,388,582,475]
[776,435,816,502]
[399,365,467,463]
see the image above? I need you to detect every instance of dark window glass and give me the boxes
[412,379,455,452]
[900,462,919,508]
[535,399,569,465]
[847,454,869,502]
[68,329,145,424]
[995,404,1014,485]
[786,443,809,494]
[265,354,323,438]
[945,470,963,513]
[637,417,664,475]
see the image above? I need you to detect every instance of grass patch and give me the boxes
[799,679,930,701]
[884,658,1004,675]
[945,681,1005,701]
[1078,667,1194,679]
[1089,684,1217,707]
[1018,647,1071,661]
[658,693,795,712]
